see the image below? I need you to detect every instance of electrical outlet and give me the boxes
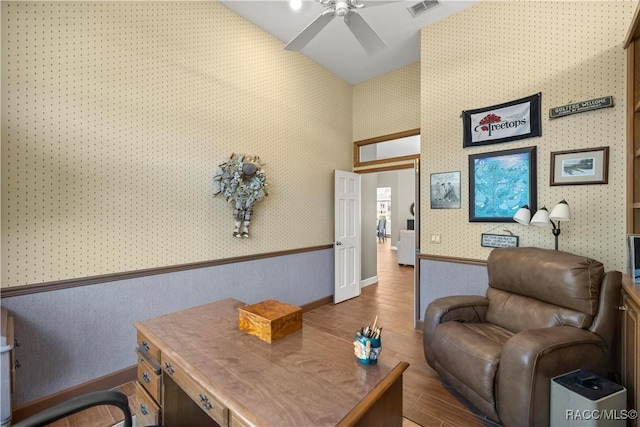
[430,234,441,244]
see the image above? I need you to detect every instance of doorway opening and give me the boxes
[360,167,416,287]
[354,129,420,328]
[376,187,391,243]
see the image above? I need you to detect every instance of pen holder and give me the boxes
[353,333,381,365]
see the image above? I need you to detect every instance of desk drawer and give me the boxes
[137,331,161,364]
[230,413,249,427]
[161,353,229,426]
[135,381,161,427]
[137,349,161,402]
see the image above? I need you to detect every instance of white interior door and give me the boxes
[334,170,361,304]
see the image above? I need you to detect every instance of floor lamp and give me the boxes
[513,199,571,250]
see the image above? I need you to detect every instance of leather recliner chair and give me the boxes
[423,247,621,427]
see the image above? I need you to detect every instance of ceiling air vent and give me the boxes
[407,0,439,17]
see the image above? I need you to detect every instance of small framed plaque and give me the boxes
[481,233,519,248]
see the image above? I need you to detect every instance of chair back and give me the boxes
[485,247,606,333]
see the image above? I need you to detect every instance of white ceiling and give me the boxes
[220,0,478,85]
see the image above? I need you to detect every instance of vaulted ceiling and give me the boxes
[220,0,477,85]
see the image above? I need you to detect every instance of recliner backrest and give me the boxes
[486,288,592,332]
[485,247,605,333]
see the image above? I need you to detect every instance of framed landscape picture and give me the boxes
[550,146,609,185]
[469,146,537,222]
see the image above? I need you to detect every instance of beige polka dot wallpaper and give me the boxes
[1,1,353,287]
[420,0,635,272]
[353,61,420,142]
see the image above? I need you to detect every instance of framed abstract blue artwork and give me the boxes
[469,146,537,222]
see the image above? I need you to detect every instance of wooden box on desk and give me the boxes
[238,299,302,343]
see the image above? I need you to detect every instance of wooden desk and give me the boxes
[134,298,409,427]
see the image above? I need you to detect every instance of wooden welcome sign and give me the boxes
[549,96,613,119]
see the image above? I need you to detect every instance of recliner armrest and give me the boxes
[497,326,610,427]
[423,295,489,368]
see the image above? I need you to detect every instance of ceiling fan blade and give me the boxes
[344,11,387,55]
[284,10,336,51]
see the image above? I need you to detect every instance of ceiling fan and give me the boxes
[284,0,396,55]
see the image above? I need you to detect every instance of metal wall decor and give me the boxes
[213,153,268,238]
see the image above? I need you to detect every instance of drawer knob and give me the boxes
[141,340,150,352]
[142,372,150,383]
[199,393,213,410]
[140,403,149,416]
[164,362,175,374]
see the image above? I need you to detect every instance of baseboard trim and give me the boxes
[418,253,486,267]
[300,295,333,312]
[360,276,379,288]
[12,365,137,423]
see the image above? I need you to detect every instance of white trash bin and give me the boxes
[550,369,627,427]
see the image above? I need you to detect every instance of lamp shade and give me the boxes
[513,205,531,225]
[530,207,551,227]
[549,199,571,222]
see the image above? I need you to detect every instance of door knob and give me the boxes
[335,241,342,245]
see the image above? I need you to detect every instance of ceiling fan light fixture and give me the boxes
[335,1,350,16]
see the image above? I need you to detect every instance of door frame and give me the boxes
[353,145,421,328]
[413,158,420,329]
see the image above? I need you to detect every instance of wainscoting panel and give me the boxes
[2,248,333,407]
[419,258,488,321]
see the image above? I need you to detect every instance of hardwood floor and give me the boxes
[48,240,493,427]
[303,240,489,427]
[47,381,136,427]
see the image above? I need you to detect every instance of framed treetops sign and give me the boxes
[462,93,542,148]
